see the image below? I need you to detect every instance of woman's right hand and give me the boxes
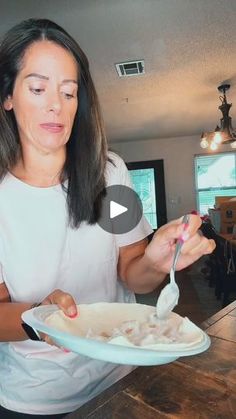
[39,289,78,347]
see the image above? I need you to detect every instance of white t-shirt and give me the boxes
[0,152,153,415]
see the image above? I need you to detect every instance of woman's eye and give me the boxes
[30,88,44,95]
[62,92,75,99]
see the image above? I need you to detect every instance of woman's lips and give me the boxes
[40,123,64,133]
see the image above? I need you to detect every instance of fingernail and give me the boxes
[181,231,190,241]
[61,347,70,353]
[183,223,189,231]
[67,307,77,318]
[191,210,199,215]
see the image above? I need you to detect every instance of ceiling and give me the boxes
[1,0,236,143]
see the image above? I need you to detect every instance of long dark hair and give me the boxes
[0,18,108,227]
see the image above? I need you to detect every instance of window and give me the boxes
[126,160,167,230]
[195,153,236,215]
[129,168,157,228]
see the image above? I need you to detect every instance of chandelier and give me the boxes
[200,84,236,150]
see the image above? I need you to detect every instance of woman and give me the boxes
[0,18,215,417]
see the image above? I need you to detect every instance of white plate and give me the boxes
[22,303,211,366]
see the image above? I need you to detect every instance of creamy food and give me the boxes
[85,313,183,346]
[45,303,205,350]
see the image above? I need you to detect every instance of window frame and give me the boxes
[126,159,167,231]
[194,151,236,214]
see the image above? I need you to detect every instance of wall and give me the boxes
[111,135,233,221]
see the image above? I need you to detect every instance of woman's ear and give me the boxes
[4,95,13,111]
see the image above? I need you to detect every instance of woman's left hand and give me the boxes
[145,214,216,274]
[38,289,78,348]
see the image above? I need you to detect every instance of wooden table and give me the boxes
[67,301,236,419]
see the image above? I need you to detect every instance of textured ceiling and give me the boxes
[1,0,236,143]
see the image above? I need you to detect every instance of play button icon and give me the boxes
[98,185,143,234]
[110,201,128,219]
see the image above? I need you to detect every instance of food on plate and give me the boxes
[45,303,205,350]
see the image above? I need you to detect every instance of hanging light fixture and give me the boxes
[200,84,236,150]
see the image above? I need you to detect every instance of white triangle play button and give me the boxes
[110,200,128,219]
[98,185,143,234]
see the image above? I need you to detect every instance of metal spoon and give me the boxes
[156,214,190,320]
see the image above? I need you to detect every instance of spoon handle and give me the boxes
[172,214,190,272]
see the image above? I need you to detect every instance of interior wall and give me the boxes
[111,135,233,221]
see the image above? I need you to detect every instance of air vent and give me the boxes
[115,60,145,77]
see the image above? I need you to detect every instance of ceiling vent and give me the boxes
[115,60,145,77]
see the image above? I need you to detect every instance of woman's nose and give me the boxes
[46,92,62,114]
